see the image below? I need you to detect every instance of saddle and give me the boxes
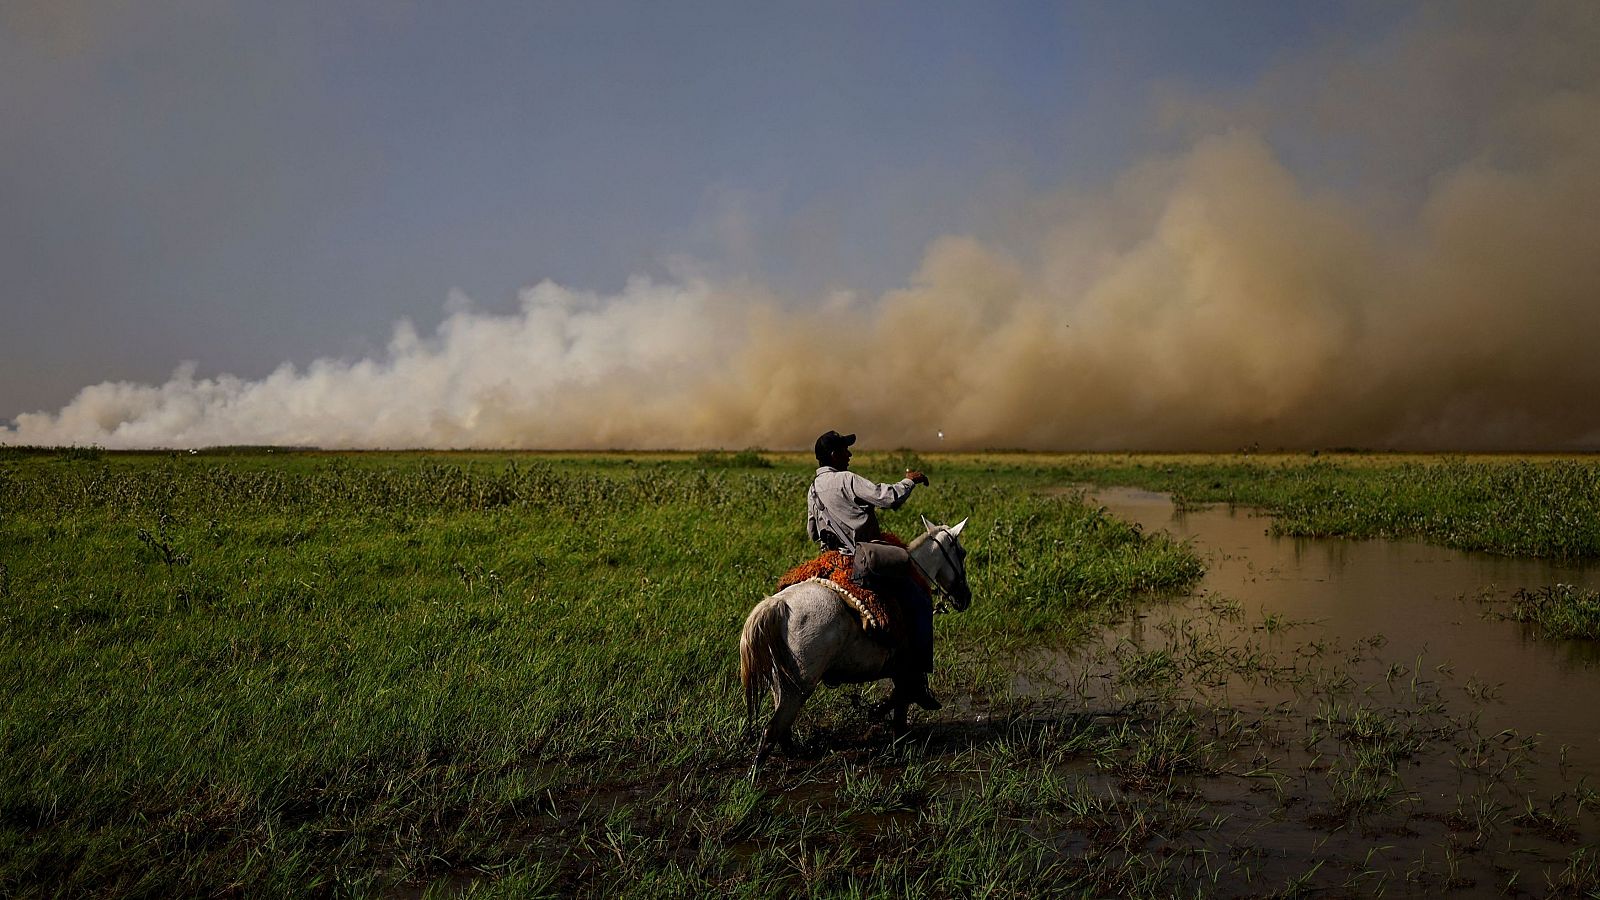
[776,532,925,644]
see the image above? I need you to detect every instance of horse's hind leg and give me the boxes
[753,683,813,772]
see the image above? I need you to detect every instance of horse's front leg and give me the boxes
[867,700,911,735]
[890,703,909,738]
[868,689,911,737]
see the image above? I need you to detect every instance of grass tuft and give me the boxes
[1497,584,1600,640]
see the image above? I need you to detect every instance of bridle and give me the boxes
[911,527,967,608]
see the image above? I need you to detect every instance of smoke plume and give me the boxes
[7,3,1600,451]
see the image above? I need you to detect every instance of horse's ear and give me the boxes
[949,517,968,537]
[920,514,936,533]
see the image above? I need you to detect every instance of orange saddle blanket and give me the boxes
[776,532,923,642]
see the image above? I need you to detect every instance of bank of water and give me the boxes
[1089,486,1600,767]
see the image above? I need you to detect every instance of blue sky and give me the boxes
[2,1,1404,419]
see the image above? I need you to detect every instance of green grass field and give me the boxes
[0,449,1202,896]
[3,449,1598,896]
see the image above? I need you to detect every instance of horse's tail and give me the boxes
[739,593,801,732]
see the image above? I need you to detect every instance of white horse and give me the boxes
[739,516,973,769]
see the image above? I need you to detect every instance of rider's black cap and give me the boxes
[814,430,856,464]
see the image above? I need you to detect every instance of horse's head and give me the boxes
[909,515,973,612]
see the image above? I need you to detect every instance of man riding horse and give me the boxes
[807,430,941,711]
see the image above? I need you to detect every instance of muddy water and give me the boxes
[1091,486,1600,767]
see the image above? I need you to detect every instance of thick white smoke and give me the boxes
[7,2,1600,451]
[5,279,762,449]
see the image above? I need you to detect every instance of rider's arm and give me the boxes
[847,471,917,510]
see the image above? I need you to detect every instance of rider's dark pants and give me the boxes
[851,541,935,674]
[904,583,934,673]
